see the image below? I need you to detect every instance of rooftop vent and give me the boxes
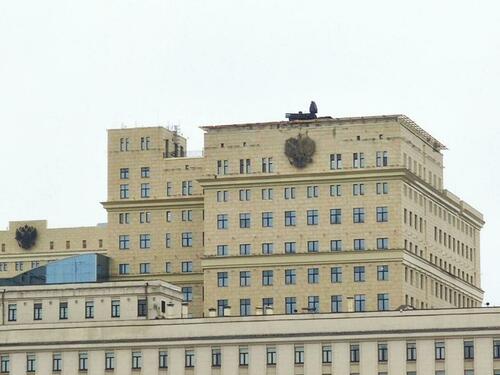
[286,101,318,121]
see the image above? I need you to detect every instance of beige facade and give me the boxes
[0,220,106,278]
[102,115,483,317]
[0,305,499,374]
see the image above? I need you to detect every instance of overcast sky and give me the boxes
[0,1,499,304]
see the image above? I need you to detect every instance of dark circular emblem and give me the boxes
[284,133,316,168]
[15,225,37,250]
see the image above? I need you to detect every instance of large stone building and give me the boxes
[0,110,490,374]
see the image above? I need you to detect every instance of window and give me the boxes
[322,345,332,364]
[350,344,360,362]
[331,267,342,283]
[166,181,173,196]
[105,352,115,370]
[211,348,222,367]
[119,235,130,250]
[284,187,296,199]
[262,242,274,255]
[330,239,342,251]
[79,352,88,371]
[240,213,251,228]
[353,152,365,168]
[354,294,366,312]
[307,209,319,225]
[240,271,251,287]
[308,268,319,283]
[217,190,229,202]
[354,239,365,250]
[139,234,151,249]
[119,137,129,151]
[33,303,42,320]
[263,298,274,310]
[262,212,273,227]
[376,182,389,194]
[59,302,68,320]
[284,241,296,254]
[330,184,342,196]
[285,297,297,314]
[181,261,193,272]
[266,347,277,365]
[376,151,388,167]
[140,183,150,198]
[378,343,388,362]
[217,214,228,229]
[165,262,172,273]
[308,296,320,313]
[262,157,274,173]
[262,270,273,286]
[240,158,251,174]
[159,351,168,369]
[285,269,296,285]
[15,261,23,271]
[119,212,130,224]
[118,263,130,275]
[377,293,389,311]
[217,299,228,316]
[140,166,150,178]
[464,340,474,359]
[330,153,342,169]
[239,243,251,255]
[182,232,193,247]
[0,355,9,373]
[139,263,150,274]
[464,371,474,375]
[261,188,273,200]
[137,299,147,317]
[307,240,319,253]
[239,347,249,366]
[26,354,36,372]
[7,304,16,322]
[353,207,365,223]
[331,295,342,312]
[284,210,296,226]
[185,350,195,367]
[353,183,365,196]
[217,244,228,256]
[377,265,389,281]
[181,210,193,221]
[131,351,142,369]
[218,272,229,287]
[140,136,150,150]
[494,339,500,359]
[217,160,228,175]
[295,346,305,364]
[307,185,319,198]
[435,341,445,360]
[120,168,129,179]
[406,342,417,361]
[330,208,343,224]
[139,211,151,223]
[354,266,365,282]
[240,299,251,316]
[52,353,62,372]
[239,189,251,201]
[182,287,193,302]
[182,180,193,196]
[120,184,129,199]
[377,237,389,250]
[166,211,172,222]
[165,233,171,248]
[111,300,120,318]
[377,206,389,222]
[85,301,94,319]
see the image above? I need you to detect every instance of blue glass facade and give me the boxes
[0,253,109,286]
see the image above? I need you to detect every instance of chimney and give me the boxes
[208,308,217,318]
[346,297,354,312]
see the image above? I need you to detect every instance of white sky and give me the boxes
[0,1,499,304]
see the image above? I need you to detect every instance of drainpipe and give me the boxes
[145,282,149,320]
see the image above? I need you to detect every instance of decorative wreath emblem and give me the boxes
[15,225,37,250]
[284,133,316,168]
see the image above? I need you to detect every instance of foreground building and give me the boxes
[0,109,490,374]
